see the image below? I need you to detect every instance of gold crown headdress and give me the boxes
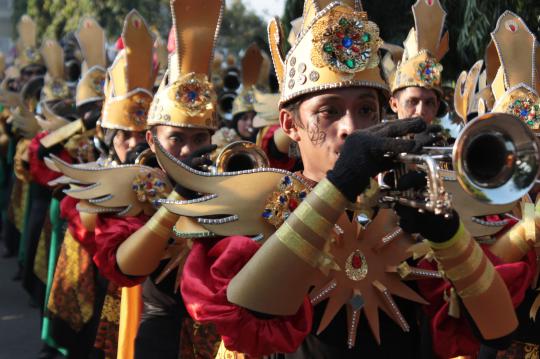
[75,17,107,108]
[231,43,265,117]
[390,0,449,95]
[40,39,70,102]
[101,10,155,132]
[489,11,540,132]
[146,0,223,130]
[271,0,387,106]
[154,31,169,87]
[15,15,43,70]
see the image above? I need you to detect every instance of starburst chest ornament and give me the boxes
[309,209,430,348]
[311,10,382,73]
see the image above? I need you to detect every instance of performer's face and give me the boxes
[389,86,440,124]
[113,130,146,163]
[280,87,380,182]
[235,111,255,140]
[147,125,211,162]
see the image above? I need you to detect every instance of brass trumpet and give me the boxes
[214,140,270,173]
[381,112,540,216]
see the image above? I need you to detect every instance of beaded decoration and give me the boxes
[132,169,170,206]
[173,73,215,117]
[262,175,308,228]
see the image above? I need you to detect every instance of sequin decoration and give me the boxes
[508,97,540,130]
[173,73,215,116]
[416,59,442,87]
[44,79,70,100]
[345,249,368,281]
[128,94,152,126]
[262,175,309,228]
[132,169,170,206]
[311,9,382,74]
[92,73,106,95]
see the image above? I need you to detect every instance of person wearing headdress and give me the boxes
[415,11,540,359]
[149,0,520,357]
[0,15,45,265]
[86,2,222,357]
[385,0,448,125]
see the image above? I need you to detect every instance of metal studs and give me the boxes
[309,71,320,82]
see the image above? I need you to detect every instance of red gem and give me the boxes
[351,46,359,53]
[337,32,345,39]
[145,182,153,189]
[351,254,363,269]
[289,198,298,210]
[351,33,359,40]
[337,45,344,50]
[509,24,516,32]
[427,0,433,5]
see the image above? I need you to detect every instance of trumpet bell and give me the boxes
[216,141,269,172]
[453,112,540,205]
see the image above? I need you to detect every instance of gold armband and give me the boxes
[146,206,177,239]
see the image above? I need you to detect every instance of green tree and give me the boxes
[217,0,268,56]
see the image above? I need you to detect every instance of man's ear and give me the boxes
[389,95,399,114]
[279,108,301,142]
[146,128,156,153]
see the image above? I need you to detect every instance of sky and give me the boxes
[239,0,286,21]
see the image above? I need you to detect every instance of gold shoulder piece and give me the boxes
[39,119,83,148]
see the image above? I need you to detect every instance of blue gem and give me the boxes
[425,68,431,75]
[283,212,290,219]
[135,109,145,116]
[132,184,138,190]
[299,191,306,199]
[279,195,287,204]
[148,189,156,196]
[341,36,353,48]
[187,91,198,102]
[262,209,273,219]
[521,109,529,117]
[349,295,365,310]
[282,176,291,186]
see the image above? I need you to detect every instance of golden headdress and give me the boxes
[154,31,169,87]
[231,43,265,117]
[101,10,155,132]
[75,17,107,108]
[146,0,223,130]
[15,15,44,70]
[389,0,449,95]
[489,11,540,132]
[40,39,70,102]
[271,0,387,107]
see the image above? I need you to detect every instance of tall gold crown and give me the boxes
[271,0,387,107]
[232,43,265,117]
[40,39,70,102]
[154,31,169,87]
[489,11,540,132]
[15,15,43,70]
[389,0,449,95]
[101,10,155,132]
[75,17,107,108]
[146,0,223,130]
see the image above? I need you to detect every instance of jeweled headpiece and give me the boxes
[271,0,387,107]
[389,0,448,95]
[146,0,223,130]
[101,10,155,132]
[231,43,265,117]
[40,39,70,102]
[75,17,107,108]
[489,11,540,132]
[15,15,44,71]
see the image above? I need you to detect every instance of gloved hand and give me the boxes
[174,144,217,198]
[38,143,64,160]
[394,171,460,243]
[327,118,439,202]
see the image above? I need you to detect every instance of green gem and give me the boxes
[515,100,522,106]
[0,104,4,113]
[534,105,540,111]
[528,120,534,125]
[339,18,349,26]
[323,43,334,53]
[345,59,356,69]
[361,33,371,42]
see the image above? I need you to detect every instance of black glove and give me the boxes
[327,118,429,202]
[174,144,217,199]
[38,143,64,160]
[394,171,460,243]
